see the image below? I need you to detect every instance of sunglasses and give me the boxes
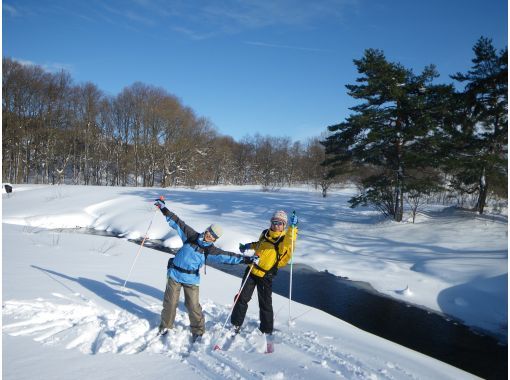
[271,220,284,226]
[206,229,218,240]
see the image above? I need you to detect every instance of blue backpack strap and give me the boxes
[184,233,211,274]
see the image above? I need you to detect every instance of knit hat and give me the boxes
[206,224,223,240]
[271,210,288,226]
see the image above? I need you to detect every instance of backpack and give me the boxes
[167,233,212,275]
[255,229,285,277]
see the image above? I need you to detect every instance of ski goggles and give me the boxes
[271,220,285,226]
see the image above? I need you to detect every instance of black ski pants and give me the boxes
[231,267,274,334]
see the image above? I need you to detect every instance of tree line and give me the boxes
[323,37,507,219]
[2,58,327,190]
[2,36,507,219]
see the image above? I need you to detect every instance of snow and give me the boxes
[3,184,507,379]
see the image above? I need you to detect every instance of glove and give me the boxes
[239,243,251,253]
[290,212,298,227]
[243,255,259,265]
[154,198,166,209]
[154,198,170,216]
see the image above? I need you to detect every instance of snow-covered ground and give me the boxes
[2,184,507,379]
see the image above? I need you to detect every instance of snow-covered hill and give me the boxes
[3,184,506,379]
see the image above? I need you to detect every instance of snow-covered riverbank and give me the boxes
[3,184,506,379]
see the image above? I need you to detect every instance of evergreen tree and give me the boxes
[323,49,449,221]
[449,37,508,214]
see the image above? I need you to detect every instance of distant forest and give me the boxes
[3,37,507,219]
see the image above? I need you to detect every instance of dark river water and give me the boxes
[208,261,507,380]
[78,230,508,379]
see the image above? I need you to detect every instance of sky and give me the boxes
[2,0,508,142]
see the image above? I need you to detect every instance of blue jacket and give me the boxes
[162,208,245,285]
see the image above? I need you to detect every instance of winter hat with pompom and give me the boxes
[270,210,288,226]
[206,224,223,239]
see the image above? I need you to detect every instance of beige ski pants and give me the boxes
[159,277,205,335]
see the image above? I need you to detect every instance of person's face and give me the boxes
[270,220,285,232]
[204,230,216,242]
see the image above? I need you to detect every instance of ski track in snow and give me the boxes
[2,293,416,379]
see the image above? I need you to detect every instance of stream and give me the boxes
[75,230,507,379]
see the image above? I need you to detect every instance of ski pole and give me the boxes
[213,264,254,351]
[121,196,163,293]
[290,307,312,323]
[288,210,296,329]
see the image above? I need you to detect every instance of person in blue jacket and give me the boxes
[154,198,256,341]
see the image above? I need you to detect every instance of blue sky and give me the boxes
[3,0,507,142]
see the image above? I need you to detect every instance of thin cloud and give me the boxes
[199,0,356,28]
[245,41,333,53]
[129,0,359,39]
[15,58,37,67]
[43,62,74,74]
[3,4,19,16]
[14,58,74,74]
[171,26,219,41]
[123,10,155,26]
[101,4,155,26]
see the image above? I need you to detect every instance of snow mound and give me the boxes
[395,285,413,296]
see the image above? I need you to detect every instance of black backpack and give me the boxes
[166,233,212,274]
[254,229,285,277]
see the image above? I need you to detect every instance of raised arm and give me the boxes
[155,199,198,243]
[278,213,299,268]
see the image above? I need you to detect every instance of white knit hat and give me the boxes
[207,224,223,239]
[271,210,288,225]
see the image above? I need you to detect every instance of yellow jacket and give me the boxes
[247,226,298,278]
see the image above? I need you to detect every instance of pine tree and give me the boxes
[449,37,508,214]
[323,49,450,221]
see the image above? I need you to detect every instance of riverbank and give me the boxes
[146,239,507,378]
[2,184,507,379]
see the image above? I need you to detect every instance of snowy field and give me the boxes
[2,184,507,379]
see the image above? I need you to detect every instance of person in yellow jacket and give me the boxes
[231,210,298,335]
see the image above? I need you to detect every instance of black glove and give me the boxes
[264,266,278,280]
[243,255,259,265]
[154,199,166,209]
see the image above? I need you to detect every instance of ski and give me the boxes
[213,326,240,351]
[265,334,274,354]
[213,328,275,353]
[137,329,164,353]
[182,334,203,357]
[191,334,202,343]
[221,331,238,351]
